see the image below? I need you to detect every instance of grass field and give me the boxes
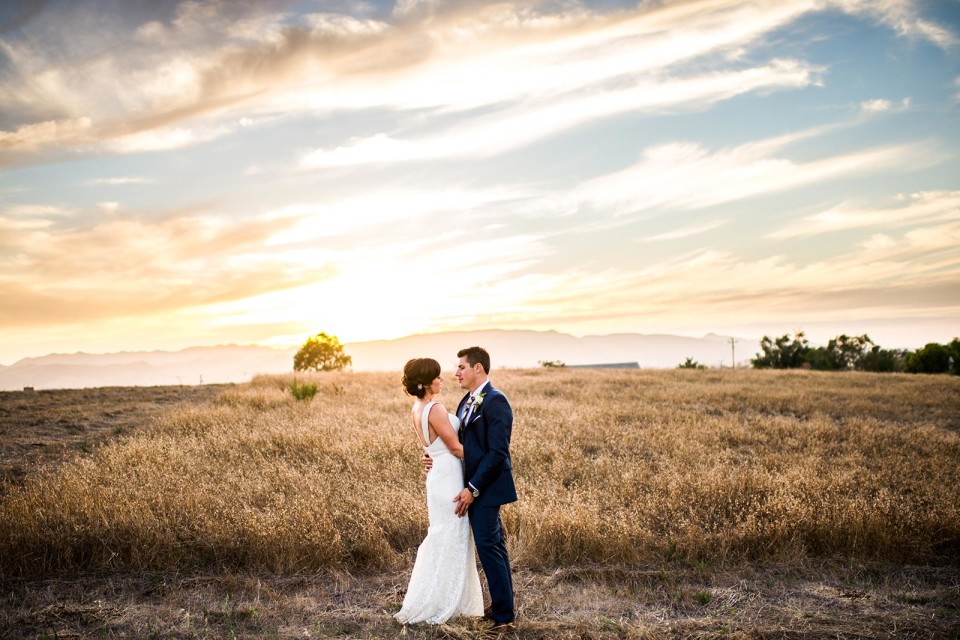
[1,369,958,638]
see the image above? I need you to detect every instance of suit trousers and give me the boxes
[469,503,514,622]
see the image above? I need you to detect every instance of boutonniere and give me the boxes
[473,391,487,408]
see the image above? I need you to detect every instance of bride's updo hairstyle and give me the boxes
[402,357,441,399]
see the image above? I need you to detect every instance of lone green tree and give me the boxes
[294,332,352,372]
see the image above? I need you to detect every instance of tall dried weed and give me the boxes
[2,369,958,578]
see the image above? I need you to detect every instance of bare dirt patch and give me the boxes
[0,384,230,492]
[1,563,957,639]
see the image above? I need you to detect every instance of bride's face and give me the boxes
[428,376,442,395]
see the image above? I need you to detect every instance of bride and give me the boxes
[395,358,484,625]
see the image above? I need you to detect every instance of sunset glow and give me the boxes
[1,0,958,363]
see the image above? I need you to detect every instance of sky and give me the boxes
[1,0,959,364]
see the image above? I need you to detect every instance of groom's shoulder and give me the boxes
[487,385,511,404]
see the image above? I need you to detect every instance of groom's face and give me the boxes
[456,356,479,391]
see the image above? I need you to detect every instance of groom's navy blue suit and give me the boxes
[457,382,516,624]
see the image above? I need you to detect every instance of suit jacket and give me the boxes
[457,383,518,506]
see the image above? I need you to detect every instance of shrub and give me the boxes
[289,380,319,401]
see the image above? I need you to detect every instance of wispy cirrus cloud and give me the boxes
[859,97,911,114]
[639,220,727,243]
[535,131,942,218]
[84,176,156,186]
[1,0,951,165]
[838,0,959,49]
[264,186,533,245]
[769,191,960,239]
[460,217,960,336]
[0,203,324,327]
[0,217,56,233]
[105,122,235,154]
[2,204,75,217]
[301,59,819,168]
[0,117,93,156]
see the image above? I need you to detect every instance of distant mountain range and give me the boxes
[0,330,759,390]
[0,345,294,391]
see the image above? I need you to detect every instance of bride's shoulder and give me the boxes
[426,401,448,414]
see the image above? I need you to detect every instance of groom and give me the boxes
[451,346,517,628]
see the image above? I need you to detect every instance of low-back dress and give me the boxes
[395,401,484,624]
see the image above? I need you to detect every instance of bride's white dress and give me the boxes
[395,401,484,624]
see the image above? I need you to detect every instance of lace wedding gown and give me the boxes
[395,401,484,624]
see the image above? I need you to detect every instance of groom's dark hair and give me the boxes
[457,346,490,374]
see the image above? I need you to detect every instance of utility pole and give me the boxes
[729,337,738,369]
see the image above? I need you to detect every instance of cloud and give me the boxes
[301,59,819,167]
[859,97,911,115]
[0,1,286,158]
[85,176,155,186]
[454,217,960,338]
[0,0,912,166]
[203,228,554,343]
[0,180,541,337]
[2,205,74,217]
[0,0,952,167]
[264,186,532,244]
[0,218,55,233]
[860,98,891,112]
[0,117,93,157]
[769,191,960,239]
[0,114,237,162]
[0,203,326,328]
[837,0,958,49]
[1,0,957,355]
[639,220,727,243]
[105,122,234,153]
[536,129,940,219]
[862,233,896,251]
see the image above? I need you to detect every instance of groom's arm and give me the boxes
[467,393,513,493]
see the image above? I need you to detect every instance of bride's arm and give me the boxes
[429,404,464,458]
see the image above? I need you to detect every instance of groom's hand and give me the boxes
[420,452,433,474]
[453,488,473,517]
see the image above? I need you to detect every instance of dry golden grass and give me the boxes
[2,369,958,582]
[0,384,228,491]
